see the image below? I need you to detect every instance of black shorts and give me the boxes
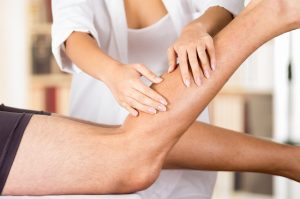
[0,104,51,194]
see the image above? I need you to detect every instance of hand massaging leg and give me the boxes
[3,0,300,195]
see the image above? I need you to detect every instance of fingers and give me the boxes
[205,37,217,71]
[177,48,191,87]
[167,47,177,73]
[122,79,168,115]
[187,48,202,87]
[122,102,138,117]
[197,45,211,79]
[134,64,163,84]
[135,82,168,106]
[175,42,214,87]
[171,32,216,87]
[119,64,168,116]
[127,97,157,115]
[128,87,167,114]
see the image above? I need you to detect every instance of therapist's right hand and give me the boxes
[105,63,168,117]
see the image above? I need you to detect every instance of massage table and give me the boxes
[1,195,141,199]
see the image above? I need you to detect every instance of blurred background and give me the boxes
[0,1,299,199]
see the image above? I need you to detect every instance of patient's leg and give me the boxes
[121,0,300,175]
[3,0,300,195]
[3,115,159,195]
[164,122,300,182]
[4,114,300,196]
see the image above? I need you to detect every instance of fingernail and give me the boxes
[160,99,168,105]
[155,77,163,82]
[148,108,157,114]
[205,71,210,78]
[195,77,202,87]
[132,112,138,117]
[158,105,167,112]
[168,64,175,73]
[212,64,216,71]
[184,79,191,87]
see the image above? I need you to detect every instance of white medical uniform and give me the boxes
[52,0,244,199]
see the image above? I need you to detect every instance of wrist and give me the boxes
[97,60,123,85]
[182,22,207,34]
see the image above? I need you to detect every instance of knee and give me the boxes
[123,147,162,192]
[110,153,164,194]
[125,167,160,192]
[116,128,163,193]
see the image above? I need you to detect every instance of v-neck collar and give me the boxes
[104,0,193,63]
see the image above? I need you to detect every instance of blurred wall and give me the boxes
[0,0,29,107]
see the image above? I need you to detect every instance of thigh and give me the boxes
[2,115,127,195]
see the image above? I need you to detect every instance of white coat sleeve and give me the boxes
[194,0,244,16]
[51,0,99,74]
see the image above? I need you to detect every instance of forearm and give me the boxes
[65,32,120,82]
[65,32,167,116]
[184,6,233,37]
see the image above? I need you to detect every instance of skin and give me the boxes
[3,0,300,196]
[168,6,233,86]
[65,0,233,115]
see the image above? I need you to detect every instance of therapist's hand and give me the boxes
[168,23,216,87]
[106,63,168,117]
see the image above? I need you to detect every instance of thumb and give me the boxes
[167,47,177,73]
[133,64,163,83]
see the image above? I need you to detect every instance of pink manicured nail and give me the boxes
[205,70,210,78]
[158,105,167,112]
[132,111,138,117]
[212,63,216,71]
[184,79,191,87]
[148,108,157,114]
[168,66,173,73]
[195,77,202,87]
[160,99,168,105]
[155,77,163,82]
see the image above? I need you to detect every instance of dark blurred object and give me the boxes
[234,94,273,195]
[46,0,53,23]
[45,87,57,113]
[32,34,52,74]
[29,0,52,23]
[285,140,300,146]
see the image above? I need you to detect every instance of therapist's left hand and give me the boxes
[167,23,216,87]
